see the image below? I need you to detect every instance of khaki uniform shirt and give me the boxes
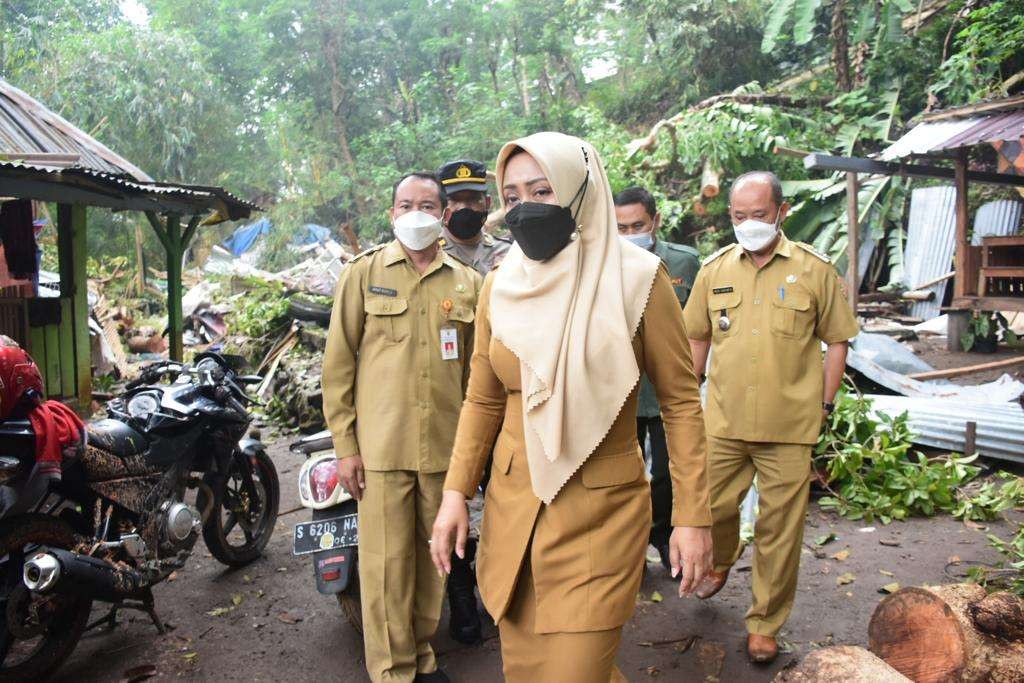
[682,235,860,445]
[322,239,483,473]
[440,230,512,276]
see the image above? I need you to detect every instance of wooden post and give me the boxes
[57,203,90,410]
[165,214,184,362]
[134,220,146,296]
[964,421,977,455]
[954,149,969,300]
[845,172,859,312]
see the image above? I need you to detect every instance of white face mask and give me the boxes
[733,210,781,252]
[393,210,443,251]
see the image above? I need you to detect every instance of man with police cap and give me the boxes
[437,159,511,276]
[434,158,510,646]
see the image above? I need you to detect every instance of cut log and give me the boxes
[900,289,935,301]
[701,161,722,198]
[869,584,1024,683]
[970,591,1024,642]
[774,645,910,682]
[692,196,708,217]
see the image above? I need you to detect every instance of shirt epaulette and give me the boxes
[349,243,387,263]
[795,242,832,264]
[702,244,735,266]
[665,242,700,258]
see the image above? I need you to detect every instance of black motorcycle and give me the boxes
[0,352,279,681]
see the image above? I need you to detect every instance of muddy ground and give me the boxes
[55,437,1015,683]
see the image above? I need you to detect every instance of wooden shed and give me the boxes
[804,95,1024,348]
[0,78,256,410]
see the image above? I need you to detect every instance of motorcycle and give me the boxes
[290,430,361,633]
[0,352,279,681]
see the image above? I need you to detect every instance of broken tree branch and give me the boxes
[908,356,1024,381]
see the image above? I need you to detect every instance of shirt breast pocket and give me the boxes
[364,297,409,344]
[707,291,741,338]
[770,290,813,339]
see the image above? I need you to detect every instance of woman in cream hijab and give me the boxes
[431,132,712,681]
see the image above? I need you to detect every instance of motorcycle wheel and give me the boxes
[201,449,280,567]
[0,514,92,683]
[336,568,362,635]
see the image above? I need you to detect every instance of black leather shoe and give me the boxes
[415,670,450,682]
[447,543,482,644]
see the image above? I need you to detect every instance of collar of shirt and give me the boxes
[735,232,793,267]
[383,238,456,275]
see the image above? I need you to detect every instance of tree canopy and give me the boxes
[2,0,1021,273]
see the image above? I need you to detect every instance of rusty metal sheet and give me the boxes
[881,118,980,161]
[881,109,1024,160]
[938,110,1024,151]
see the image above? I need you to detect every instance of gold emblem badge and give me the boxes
[455,165,472,179]
[455,284,466,293]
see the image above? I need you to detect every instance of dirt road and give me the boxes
[55,438,1013,682]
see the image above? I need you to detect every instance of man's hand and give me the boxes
[337,455,365,501]
[430,490,469,577]
[669,526,713,597]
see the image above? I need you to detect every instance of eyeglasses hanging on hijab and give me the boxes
[504,150,590,262]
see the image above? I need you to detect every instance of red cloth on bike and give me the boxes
[27,400,83,474]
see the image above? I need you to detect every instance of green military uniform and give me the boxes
[322,239,482,682]
[440,229,512,276]
[682,233,859,637]
[636,239,700,551]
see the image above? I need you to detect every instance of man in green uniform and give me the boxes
[436,159,511,276]
[682,171,859,663]
[614,186,701,570]
[322,171,483,683]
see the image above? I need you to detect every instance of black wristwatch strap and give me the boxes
[823,401,835,414]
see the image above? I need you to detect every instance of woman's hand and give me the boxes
[430,490,470,577]
[669,526,713,597]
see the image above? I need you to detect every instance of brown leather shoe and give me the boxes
[693,569,729,599]
[747,634,778,663]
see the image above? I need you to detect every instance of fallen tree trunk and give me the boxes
[701,160,722,198]
[774,645,910,682]
[869,584,1024,683]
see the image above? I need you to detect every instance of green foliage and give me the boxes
[961,312,1021,352]
[222,278,290,340]
[930,0,1024,105]
[815,386,984,523]
[985,525,1024,595]
[953,473,1024,522]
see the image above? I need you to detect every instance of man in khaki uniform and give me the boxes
[436,159,511,276]
[322,171,482,683]
[682,171,859,663]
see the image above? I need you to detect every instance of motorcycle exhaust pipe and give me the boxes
[24,548,146,601]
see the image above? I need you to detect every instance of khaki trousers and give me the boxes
[359,469,446,683]
[707,437,811,637]
[498,557,627,683]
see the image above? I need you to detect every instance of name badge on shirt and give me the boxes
[440,324,459,360]
[369,285,397,297]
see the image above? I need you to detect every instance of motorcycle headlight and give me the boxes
[127,392,160,420]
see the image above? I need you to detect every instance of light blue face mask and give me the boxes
[622,231,655,250]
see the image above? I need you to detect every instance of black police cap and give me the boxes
[436,159,488,195]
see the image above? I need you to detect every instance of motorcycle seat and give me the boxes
[86,419,146,458]
[289,429,333,455]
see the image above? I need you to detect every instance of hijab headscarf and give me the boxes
[490,132,661,504]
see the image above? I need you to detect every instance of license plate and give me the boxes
[292,514,358,555]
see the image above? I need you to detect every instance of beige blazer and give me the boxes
[445,266,710,633]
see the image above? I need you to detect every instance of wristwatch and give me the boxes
[822,401,835,415]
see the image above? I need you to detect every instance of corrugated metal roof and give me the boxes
[0,78,151,181]
[866,394,1024,463]
[880,118,980,160]
[881,109,1024,160]
[972,200,1023,245]
[903,186,957,320]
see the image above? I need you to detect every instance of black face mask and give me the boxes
[447,207,488,240]
[504,170,589,261]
